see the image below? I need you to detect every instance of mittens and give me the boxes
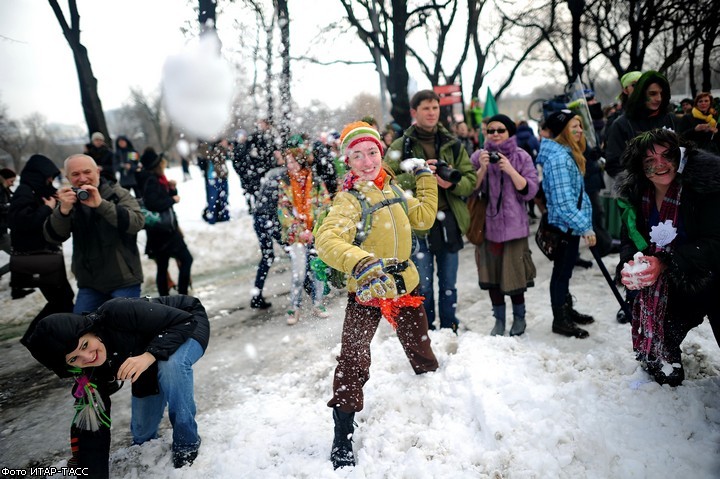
[400,158,431,175]
[352,256,398,303]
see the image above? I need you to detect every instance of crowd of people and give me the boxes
[2,75,720,475]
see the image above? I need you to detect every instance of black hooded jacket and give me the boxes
[615,147,720,305]
[114,135,140,188]
[8,154,61,252]
[605,71,677,177]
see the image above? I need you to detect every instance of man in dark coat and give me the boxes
[24,295,210,476]
[44,154,145,314]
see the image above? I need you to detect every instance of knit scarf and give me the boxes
[290,169,314,233]
[359,294,425,330]
[631,182,681,363]
[691,107,717,128]
[342,168,386,192]
[158,174,170,191]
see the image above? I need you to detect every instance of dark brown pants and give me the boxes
[328,292,439,413]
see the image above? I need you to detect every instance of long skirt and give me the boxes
[475,236,536,295]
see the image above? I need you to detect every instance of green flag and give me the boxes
[484,86,498,118]
[478,87,498,146]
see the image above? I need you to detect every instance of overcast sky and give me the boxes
[0,0,385,128]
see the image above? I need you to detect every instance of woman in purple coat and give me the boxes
[470,114,539,336]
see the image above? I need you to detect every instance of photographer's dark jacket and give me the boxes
[9,154,62,252]
[386,124,476,234]
[44,179,144,293]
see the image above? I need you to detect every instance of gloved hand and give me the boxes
[352,256,398,303]
[400,158,431,175]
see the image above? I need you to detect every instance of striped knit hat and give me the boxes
[339,121,384,158]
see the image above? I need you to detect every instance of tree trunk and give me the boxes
[72,44,109,141]
[389,0,411,129]
[567,0,584,82]
[265,20,275,124]
[275,0,291,146]
[48,0,109,143]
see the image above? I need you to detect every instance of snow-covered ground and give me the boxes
[1,163,719,479]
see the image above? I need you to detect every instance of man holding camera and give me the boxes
[44,154,145,313]
[386,90,477,332]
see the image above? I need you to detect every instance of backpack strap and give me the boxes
[349,186,408,246]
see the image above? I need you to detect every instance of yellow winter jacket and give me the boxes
[315,171,438,296]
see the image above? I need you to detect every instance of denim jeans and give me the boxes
[203,176,230,224]
[73,284,141,314]
[412,237,459,329]
[131,338,204,453]
[287,242,323,309]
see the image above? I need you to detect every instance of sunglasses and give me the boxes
[486,128,507,134]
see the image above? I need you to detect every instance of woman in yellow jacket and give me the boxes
[315,121,439,470]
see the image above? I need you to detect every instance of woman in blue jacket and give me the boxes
[536,110,596,338]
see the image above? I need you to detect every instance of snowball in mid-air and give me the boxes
[162,33,235,139]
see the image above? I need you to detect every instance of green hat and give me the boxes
[620,71,642,89]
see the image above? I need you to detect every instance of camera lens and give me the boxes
[74,188,90,201]
[436,161,462,185]
[489,152,500,164]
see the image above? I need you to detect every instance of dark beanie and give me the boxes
[140,148,160,170]
[23,313,94,378]
[0,168,16,180]
[545,109,575,137]
[486,114,517,137]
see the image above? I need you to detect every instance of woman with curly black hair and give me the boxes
[616,129,720,386]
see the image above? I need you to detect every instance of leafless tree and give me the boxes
[127,89,178,154]
[47,0,109,143]
[274,0,292,145]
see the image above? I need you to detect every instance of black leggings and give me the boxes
[155,243,193,296]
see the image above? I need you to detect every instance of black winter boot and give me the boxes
[565,293,594,324]
[552,304,589,338]
[250,294,272,309]
[331,408,356,469]
[510,303,527,336]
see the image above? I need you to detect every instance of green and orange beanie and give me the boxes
[339,121,384,158]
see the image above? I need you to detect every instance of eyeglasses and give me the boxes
[486,128,507,134]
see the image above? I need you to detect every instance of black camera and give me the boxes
[72,187,90,201]
[488,152,500,164]
[435,160,462,185]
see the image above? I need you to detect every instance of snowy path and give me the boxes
[1,166,719,478]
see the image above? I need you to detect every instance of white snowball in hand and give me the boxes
[622,252,649,288]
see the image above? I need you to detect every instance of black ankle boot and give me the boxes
[565,293,594,324]
[11,287,35,300]
[250,294,272,309]
[331,408,356,469]
[552,304,589,338]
